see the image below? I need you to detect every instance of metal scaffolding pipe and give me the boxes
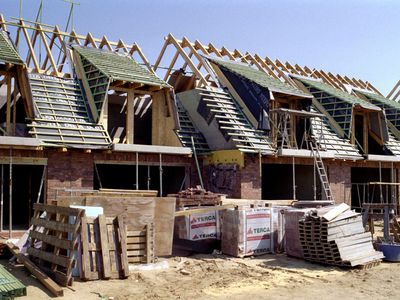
[136,152,139,190]
[292,156,296,200]
[159,153,163,197]
[9,149,13,238]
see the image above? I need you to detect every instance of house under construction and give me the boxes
[0,15,400,235]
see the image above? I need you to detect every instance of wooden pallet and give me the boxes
[80,215,129,280]
[126,223,154,264]
[27,203,84,287]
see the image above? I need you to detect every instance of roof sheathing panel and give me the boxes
[0,30,23,65]
[208,57,311,99]
[27,73,111,148]
[72,45,169,87]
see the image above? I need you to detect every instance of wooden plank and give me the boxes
[126,243,146,250]
[154,197,175,256]
[31,218,76,233]
[98,214,111,279]
[127,236,146,243]
[146,224,152,263]
[80,216,91,280]
[29,231,73,250]
[117,215,129,277]
[33,203,83,216]
[17,254,63,297]
[27,248,70,268]
[175,204,236,216]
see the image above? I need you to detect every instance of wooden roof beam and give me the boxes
[166,34,208,86]
[387,80,400,99]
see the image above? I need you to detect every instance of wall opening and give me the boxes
[94,164,186,196]
[351,167,391,208]
[0,164,45,231]
[262,163,320,200]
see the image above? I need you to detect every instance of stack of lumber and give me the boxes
[299,204,384,267]
[169,187,225,207]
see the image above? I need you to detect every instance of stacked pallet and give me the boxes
[299,205,384,267]
[169,187,225,207]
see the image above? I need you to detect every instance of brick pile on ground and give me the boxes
[299,204,384,267]
[169,187,224,207]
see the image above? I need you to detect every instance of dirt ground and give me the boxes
[1,252,399,300]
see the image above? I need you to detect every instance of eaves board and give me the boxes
[208,57,311,99]
[0,30,24,65]
[72,45,170,88]
[27,73,111,148]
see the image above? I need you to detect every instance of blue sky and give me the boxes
[1,0,398,95]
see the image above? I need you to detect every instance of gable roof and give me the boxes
[72,45,169,88]
[208,57,312,99]
[0,30,23,65]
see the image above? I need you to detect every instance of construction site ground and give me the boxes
[1,252,399,300]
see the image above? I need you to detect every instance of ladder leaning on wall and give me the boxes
[309,140,334,202]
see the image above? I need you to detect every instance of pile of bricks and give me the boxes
[169,187,225,207]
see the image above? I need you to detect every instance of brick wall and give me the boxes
[239,155,261,199]
[327,163,351,205]
[46,150,94,202]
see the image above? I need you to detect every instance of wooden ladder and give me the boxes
[310,140,334,202]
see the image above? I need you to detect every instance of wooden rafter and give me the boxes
[0,15,154,77]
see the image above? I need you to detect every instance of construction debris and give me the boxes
[299,205,384,267]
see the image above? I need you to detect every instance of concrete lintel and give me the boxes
[277,148,335,159]
[0,136,42,148]
[113,143,192,155]
[366,154,400,162]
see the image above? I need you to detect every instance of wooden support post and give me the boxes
[12,79,17,136]
[6,76,11,135]
[292,156,296,201]
[126,91,134,144]
[159,153,163,197]
[136,152,139,190]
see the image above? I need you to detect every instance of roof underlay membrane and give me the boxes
[27,73,111,148]
[72,45,170,118]
[0,30,23,65]
[296,77,386,142]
